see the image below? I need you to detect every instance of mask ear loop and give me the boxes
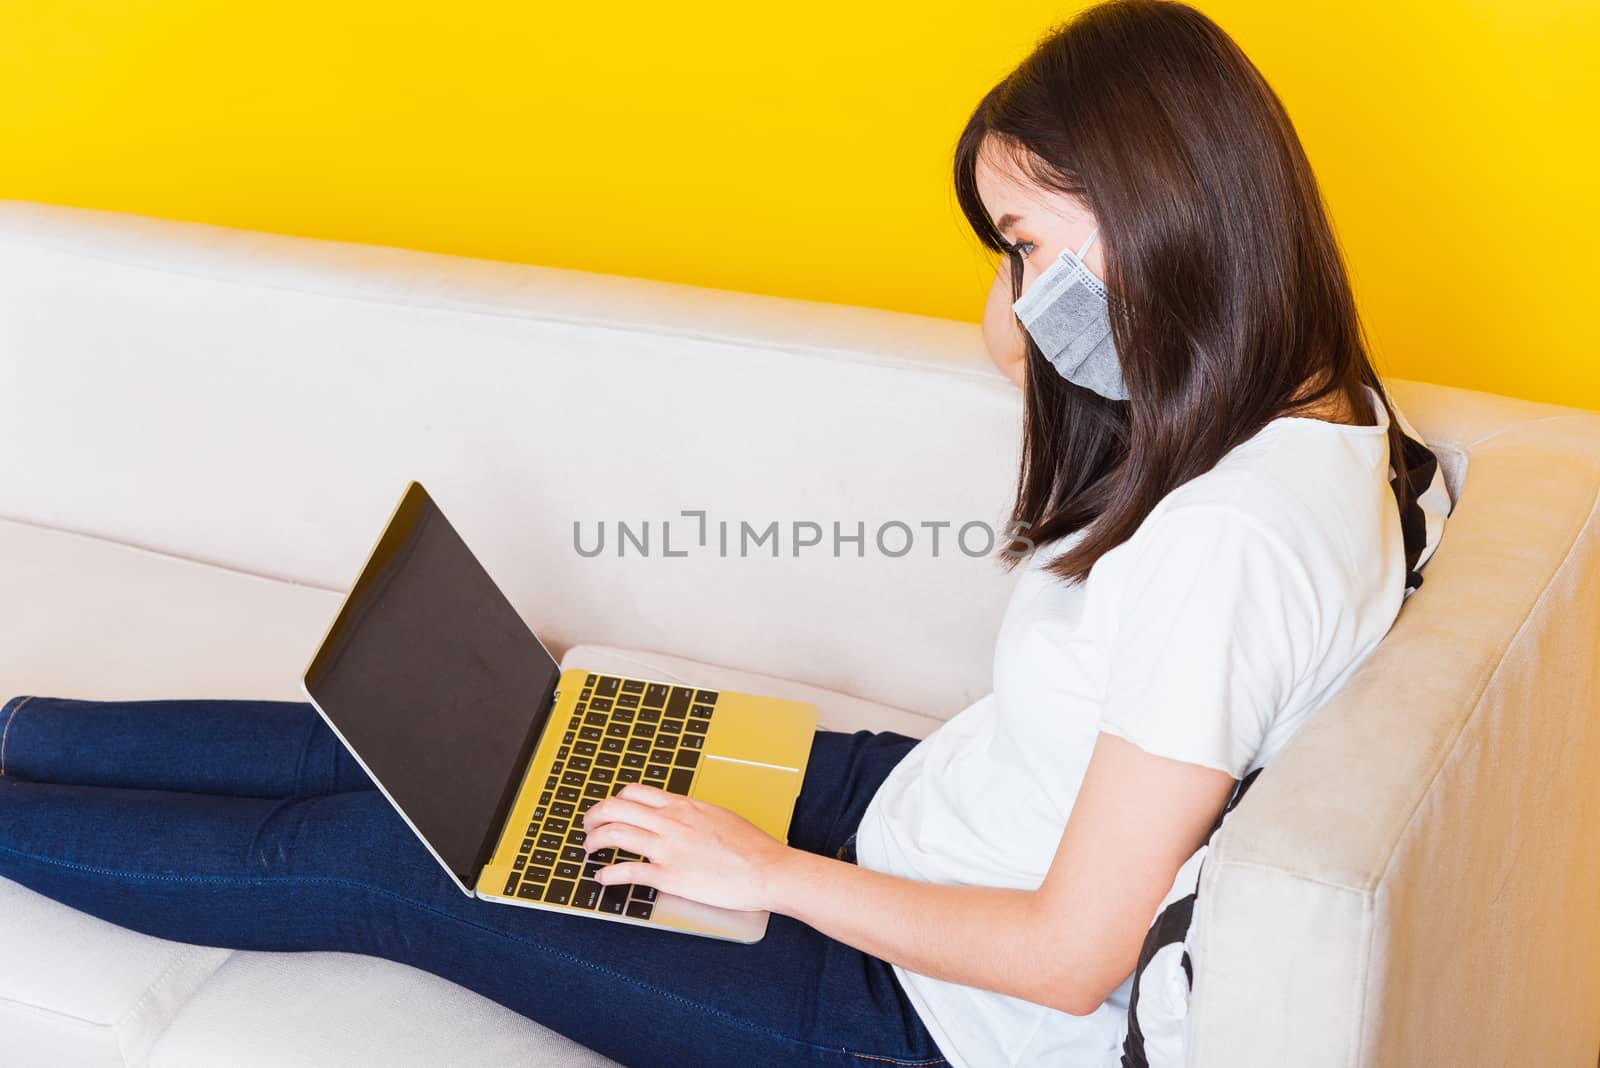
[1075,227,1101,259]
[1072,226,1108,300]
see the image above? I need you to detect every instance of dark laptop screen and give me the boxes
[304,482,559,889]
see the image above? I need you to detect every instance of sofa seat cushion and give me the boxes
[0,876,232,1067]
[144,951,620,1068]
[0,516,342,704]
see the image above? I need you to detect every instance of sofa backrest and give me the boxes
[0,200,1022,718]
[3,201,1596,1066]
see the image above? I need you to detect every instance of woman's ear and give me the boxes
[981,261,1029,389]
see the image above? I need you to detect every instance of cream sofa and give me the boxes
[1,200,1597,1067]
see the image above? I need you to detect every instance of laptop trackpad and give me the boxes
[690,757,804,843]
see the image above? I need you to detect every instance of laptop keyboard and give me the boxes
[500,674,719,920]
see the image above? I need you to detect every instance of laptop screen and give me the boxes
[304,481,560,889]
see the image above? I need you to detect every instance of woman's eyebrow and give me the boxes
[995,213,1024,236]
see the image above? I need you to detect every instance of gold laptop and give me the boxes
[302,481,818,943]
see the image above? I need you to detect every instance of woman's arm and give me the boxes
[582,732,1236,1016]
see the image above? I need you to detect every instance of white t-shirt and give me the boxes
[853,382,1408,1067]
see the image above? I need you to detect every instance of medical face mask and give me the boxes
[1010,226,1129,401]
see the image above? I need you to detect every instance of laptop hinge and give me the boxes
[471,672,561,879]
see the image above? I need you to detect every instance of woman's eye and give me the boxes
[1012,241,1036,259]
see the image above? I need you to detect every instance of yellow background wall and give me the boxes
[2,1,1595,408]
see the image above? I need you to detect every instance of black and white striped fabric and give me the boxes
[1116,412,1455,1068]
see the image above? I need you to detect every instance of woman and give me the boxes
[0,2,1434,1065]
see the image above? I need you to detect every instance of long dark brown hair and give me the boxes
[954,0,1417,585]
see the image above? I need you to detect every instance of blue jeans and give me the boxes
[0,695,948,1067]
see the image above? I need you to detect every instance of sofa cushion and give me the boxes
[145,952,618,1068]
[0,877,231,1067]
[0,516,342,704]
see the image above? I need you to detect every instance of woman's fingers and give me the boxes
[611,783,677,808]
[582,820,661,860]
[594,860,655,887]
[585,789,684,837]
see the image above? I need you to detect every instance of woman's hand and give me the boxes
[580,783,794,912]
[981,261,1029,389]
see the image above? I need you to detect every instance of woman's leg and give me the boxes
[0,725,946,1066]
[0,695,374,796]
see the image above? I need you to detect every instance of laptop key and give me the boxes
[666,689,691,718]
[517,881,544,902]
[583,858,605,879]
[637,707,661,724]
[562,771,585,787]
[616,692,640,709]
[621,679,645,695]
[557,786,580,802]
[538,833,563,850]
[597,752,620,768]
[667,768,694,795]
[504,872,521,895]
[579,726,602,742]
[533,848,558,866]
[561,844,586,863]
[645,762,669,779]
[617,767,642,783]
[686,718,709,733]
[644,683,669,707]
[625,899,655,920]
[695,690,719,704]
[574,880,604,909]
[599,883,630,914]
[674,750,700,769]
[606,722,629,738]
[556,861,581,880]
[583,782,608,799]
[546,880,575,906]
[690,704,713,720]
[528,865,552,885]
[550,801,573,819]
[513,854,527,871]
[681,734,704,751]
[631,884,658,903]
[596,676,620,698]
